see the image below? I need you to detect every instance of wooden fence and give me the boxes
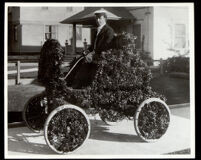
[8,54,165,85]
[152,58,165,75]
[8,56,40,85]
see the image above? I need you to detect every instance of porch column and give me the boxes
[72,23,76,54]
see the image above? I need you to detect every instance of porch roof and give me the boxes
[60,7,135,26]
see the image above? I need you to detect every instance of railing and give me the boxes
[8,56,40,85]
[151,58,165,75]
[65,39,89,55]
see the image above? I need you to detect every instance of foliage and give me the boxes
[163,56,189,73]
[47,108,89,153]
[113,32,153,66]
[112,32,136,51]
[87,48,165,119]
[138,51,153,66]
[138,101,170,140]
[38,39,64,86]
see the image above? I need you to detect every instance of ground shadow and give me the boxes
[8,127,54,154]
[89,119,144,143]
[7,119,144,154]
[30,79,44,87]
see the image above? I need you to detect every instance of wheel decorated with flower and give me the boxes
[44,104,90,154]
[134,98,171,142]
[23,91,48,133]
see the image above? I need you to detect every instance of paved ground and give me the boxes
[170,106,190,119]
[5,112,193,158]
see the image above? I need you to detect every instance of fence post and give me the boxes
[16,60,21,85]
[160,58,164,75]
[65,40,68,55]
[83,38,87,51]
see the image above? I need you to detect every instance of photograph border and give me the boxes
[4,2,195,159]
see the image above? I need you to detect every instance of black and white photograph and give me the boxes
[4,2,195,158]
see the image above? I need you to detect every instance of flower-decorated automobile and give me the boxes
[23,33,171,154]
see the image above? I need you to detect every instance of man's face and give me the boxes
[95,15,106,27]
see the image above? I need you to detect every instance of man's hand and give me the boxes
[85,51,95,63]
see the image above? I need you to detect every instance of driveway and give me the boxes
[5,113,192,158]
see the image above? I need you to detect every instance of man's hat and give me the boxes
[94,8,107,17]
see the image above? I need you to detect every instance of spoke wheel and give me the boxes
[134,98,171,142]
[44,104,90,154]
[23,92,48,133]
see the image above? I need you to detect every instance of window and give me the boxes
[174,24,186,49]
[69,25,82,41]
[45,25,57,40]
[76,26,82,40]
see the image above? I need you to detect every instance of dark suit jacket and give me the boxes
[69,25,114,89]
[89,24,114,54]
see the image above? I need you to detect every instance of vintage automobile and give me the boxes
[23,35,171,154]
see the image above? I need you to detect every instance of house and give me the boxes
[126,6,190,61]
[8,6,190,62]
[8,6,91,56]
